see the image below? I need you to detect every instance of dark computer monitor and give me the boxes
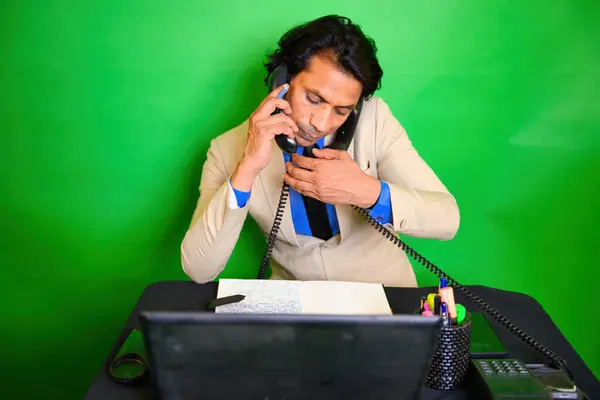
[139,312,443,400]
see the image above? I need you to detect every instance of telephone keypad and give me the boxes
[476,359,531,376]
[473,359,555,398]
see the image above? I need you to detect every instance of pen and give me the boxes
[207,294,246,310]
[441,302,449,326]
[434,295,441,315]
[439,278,448,290]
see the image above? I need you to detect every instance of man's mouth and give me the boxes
[297,130,317,142]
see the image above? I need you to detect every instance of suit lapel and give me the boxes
[335,142,355,243]
[257,144,298,247]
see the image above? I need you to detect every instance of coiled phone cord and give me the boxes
[257,182,290,279]
[351,206,573,378]
[257,180,577,385]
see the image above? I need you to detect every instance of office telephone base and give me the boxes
[471,359,582,399]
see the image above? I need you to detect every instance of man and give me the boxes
[181,15,460,287]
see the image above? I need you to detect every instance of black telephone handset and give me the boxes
[258,64,586,399]
[268,64,363,154]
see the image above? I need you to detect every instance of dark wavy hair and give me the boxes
[264,15,383,99]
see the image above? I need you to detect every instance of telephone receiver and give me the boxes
[258,66,588,400]
[267,64,363,154]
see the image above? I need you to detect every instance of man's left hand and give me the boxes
[284,148,381,208]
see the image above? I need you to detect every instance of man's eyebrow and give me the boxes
[308,89,356,110]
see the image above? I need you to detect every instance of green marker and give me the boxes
[456,304,467,325]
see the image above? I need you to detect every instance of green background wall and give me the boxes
[1,1,598,398]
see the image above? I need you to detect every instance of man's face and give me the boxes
[286,54,363,147]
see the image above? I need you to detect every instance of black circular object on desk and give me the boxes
[107,328,149,385]
[109,353,148,384]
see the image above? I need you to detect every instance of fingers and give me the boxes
[258,122,296,139]
[256,113,298,132]
[267,83,288,99]
[251,98,293,124]
[312,148,348,160]
[283,173,317,199]
[256,84,288,110]
[285,162,314,183]
[291,154,318,170]
[266,97,293,116]
[255,114,298,139]
[254,84,291,118]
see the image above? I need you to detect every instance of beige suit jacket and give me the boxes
[181,96,460,287]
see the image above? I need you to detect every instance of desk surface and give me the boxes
[84,281,599,400]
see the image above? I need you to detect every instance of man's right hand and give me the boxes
[231,84,298,192]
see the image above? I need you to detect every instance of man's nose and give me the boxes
[309,109,332,134]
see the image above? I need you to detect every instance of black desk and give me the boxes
[84,281,599,400]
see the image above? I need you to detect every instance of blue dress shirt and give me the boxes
[230,138,393,237]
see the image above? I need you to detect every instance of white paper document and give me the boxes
[215,279,391,315]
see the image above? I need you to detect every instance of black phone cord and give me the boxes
[352,205,574,381]
[257,182,578,389]
[257,182,290,279]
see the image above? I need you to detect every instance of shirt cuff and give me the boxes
[227,179,251,209]
[367,181,393,225]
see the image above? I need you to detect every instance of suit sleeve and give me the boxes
[374,98,460,240]
[181,138,249,283]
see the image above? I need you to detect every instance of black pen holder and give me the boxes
[421,311,473,390]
